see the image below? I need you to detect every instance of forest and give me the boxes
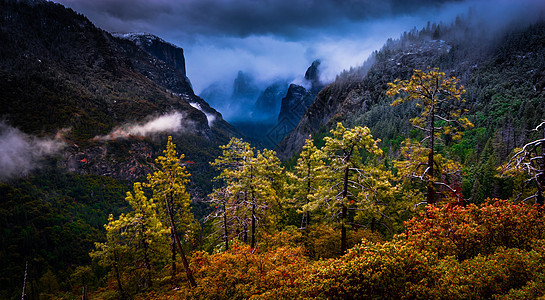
[5,68,544,299]
[1,1,545,299]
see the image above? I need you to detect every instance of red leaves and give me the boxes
[404,199,545,260]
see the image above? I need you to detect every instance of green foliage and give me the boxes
[209,138,285,249]
[0,171,129,299]
[90,183,170,294]
[146,136,198,240]
[311,123,392,253]
[286,137,327,229]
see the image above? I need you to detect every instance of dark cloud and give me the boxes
[55,0,464,38]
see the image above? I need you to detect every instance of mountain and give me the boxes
[0,0,239,183]
[276,16,545,163]
[255,80,289,116]
[199,72,292,148]
[277,60,325,138]
[116,33,189,78]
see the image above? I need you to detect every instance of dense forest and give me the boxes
[1,1,545,299]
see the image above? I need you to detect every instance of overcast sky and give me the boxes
[53,0,545,94]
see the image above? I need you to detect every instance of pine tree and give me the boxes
[314,123,387,254]
[146,136,197,287]
[388,68,473,205]
[209,138,281,249]
[90,182,169,296]
[287,137,327,229]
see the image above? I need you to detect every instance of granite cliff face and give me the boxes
[277,60,325,138]
[0,0,238,182]
[255,81,289,114]
[119,33,188,77]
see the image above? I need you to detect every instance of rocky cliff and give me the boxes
[277,60,325,140]
[0,0,239,182]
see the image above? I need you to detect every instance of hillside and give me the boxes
[0,1,239,297]
[276,16,545,169]
[0,0,239,183]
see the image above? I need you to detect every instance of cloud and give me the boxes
[0,122,66,181]
[94,112,191,140]
[54,0,466,38]
[53,0,545,103]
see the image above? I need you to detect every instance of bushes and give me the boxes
[188,242,308,299]
[82,199,545,299]
[258,200,545,299]
[404,199,545,259]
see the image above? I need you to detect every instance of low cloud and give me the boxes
[94,112,190,140]
[0,122,66,181]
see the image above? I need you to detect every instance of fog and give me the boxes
[94,112,192,141]
[0,122,66,181]
[53,0,545,119]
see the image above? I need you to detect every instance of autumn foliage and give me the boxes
[108,200,545,299]
[254,200,545,300]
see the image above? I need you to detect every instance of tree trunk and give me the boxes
[427,111,436,205]
[142,237,152,288]
[305,160,311,229]
[166,197,197,287]
[341,166,350,254]
[113,251,126,299]
[170,233,176,283]
[537,130,545,205]
[21,261,27,300]
[251,202,256,249]
[223,202,229,251]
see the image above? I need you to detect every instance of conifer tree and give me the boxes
[90,182,169,296]
[315,123,386,254]
[209,138,281,249]
[387,68,473,205]
[287,137,327,229]
[146,136,197,287]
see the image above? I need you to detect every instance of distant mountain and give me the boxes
[255,80,289,115]
[277,60,325,137]
[0,0,239,183]
[276,16,545,161]
[199,71,292,148]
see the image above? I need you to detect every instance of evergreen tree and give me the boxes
[287,137,327,229]
[388,68,473,204]
[314,123,387,254]
[146,136,198,287]
[90,182,169,296]
[209,138,282,249]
